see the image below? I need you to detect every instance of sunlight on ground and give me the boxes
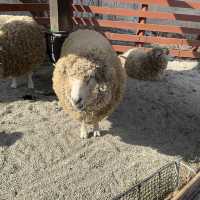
[167,60,199,71]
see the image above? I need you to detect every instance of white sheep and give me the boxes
[53,29,126,139]
[119,46,169,80]
[0,15,46,88]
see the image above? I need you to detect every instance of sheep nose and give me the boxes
[73,97,82,105]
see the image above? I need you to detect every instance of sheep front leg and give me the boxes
[93,122,100,137]
[80,121,88,139]
[27,72,34,89]
[11,78,17,88]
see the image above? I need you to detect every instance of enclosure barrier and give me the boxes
[0,3,49,26]
[113,160,197,200]
[0,0,200,58]
[113,161,179,200]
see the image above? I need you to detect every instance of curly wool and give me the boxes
[53,29,126,124]
[0,15,46,78]
[122,47,169,80]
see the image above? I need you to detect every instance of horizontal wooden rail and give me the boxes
[1,2,200,59]
[34,17,50,26]
[113,45,200,58]
[0,3,49,12]
[73,4,200,23]
[102,0,200,9]
[104,32,200,46]
[72,17,200,35]
[42,0,200,11]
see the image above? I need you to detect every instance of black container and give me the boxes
[45,31,69,63]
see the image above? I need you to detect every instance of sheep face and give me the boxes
[150,47,169,69]
[69,71,97,111]
[63,53,112,112]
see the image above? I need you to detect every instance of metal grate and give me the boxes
[113,161,180,200]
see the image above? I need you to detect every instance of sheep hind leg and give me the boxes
[93,122,100,137]
[80,121,88,139]
[27,72,34,89]
[11,78,17,88]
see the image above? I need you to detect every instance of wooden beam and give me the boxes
[98,0,200,9]
[171,172,200,200]
[72,17,200,35]
[72,5,200,23]
[113,45,200,58]
[49,0,73,32]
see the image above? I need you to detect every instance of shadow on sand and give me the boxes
[0,62,57,103]
[0,131,23,147]
[108,61,200,163]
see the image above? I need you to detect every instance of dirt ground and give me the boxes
[0,59,200,199]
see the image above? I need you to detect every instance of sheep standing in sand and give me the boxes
[119,46,169,80]
[53,29,126,139]
[0,15,46,88]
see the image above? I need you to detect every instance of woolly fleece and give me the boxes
[0,15,46,78]
[123,47,169,80]
[53,29,126,124]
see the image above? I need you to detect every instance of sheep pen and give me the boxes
[0,48,199,199]
[52,29,126,139]
[0,20,199,200]
[0,15,46,88]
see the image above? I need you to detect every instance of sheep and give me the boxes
[119,46,169,80]
[52,29,126,139]
[0,15,46,88]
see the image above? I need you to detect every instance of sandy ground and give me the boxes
[0,59,200,199]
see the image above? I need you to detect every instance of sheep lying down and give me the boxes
[53,29,126,139]
[0,15,46,88]
[119,46,169,80]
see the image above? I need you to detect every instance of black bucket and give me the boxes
[45,31,69,63]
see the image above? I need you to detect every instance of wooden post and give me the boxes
[136,4,148,47]
[49,0,73,32]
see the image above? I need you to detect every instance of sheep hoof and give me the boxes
[94,130,101,137]
[28,84,34,89]
[28,77,34,89]
[80,121,88,139]
[10,84,17,89]
[28,74,34,89]
[11,78,17,88]
[80,131,88,139]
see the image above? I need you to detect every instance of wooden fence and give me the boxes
[0,3,49,25]
[0,0,200,58]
